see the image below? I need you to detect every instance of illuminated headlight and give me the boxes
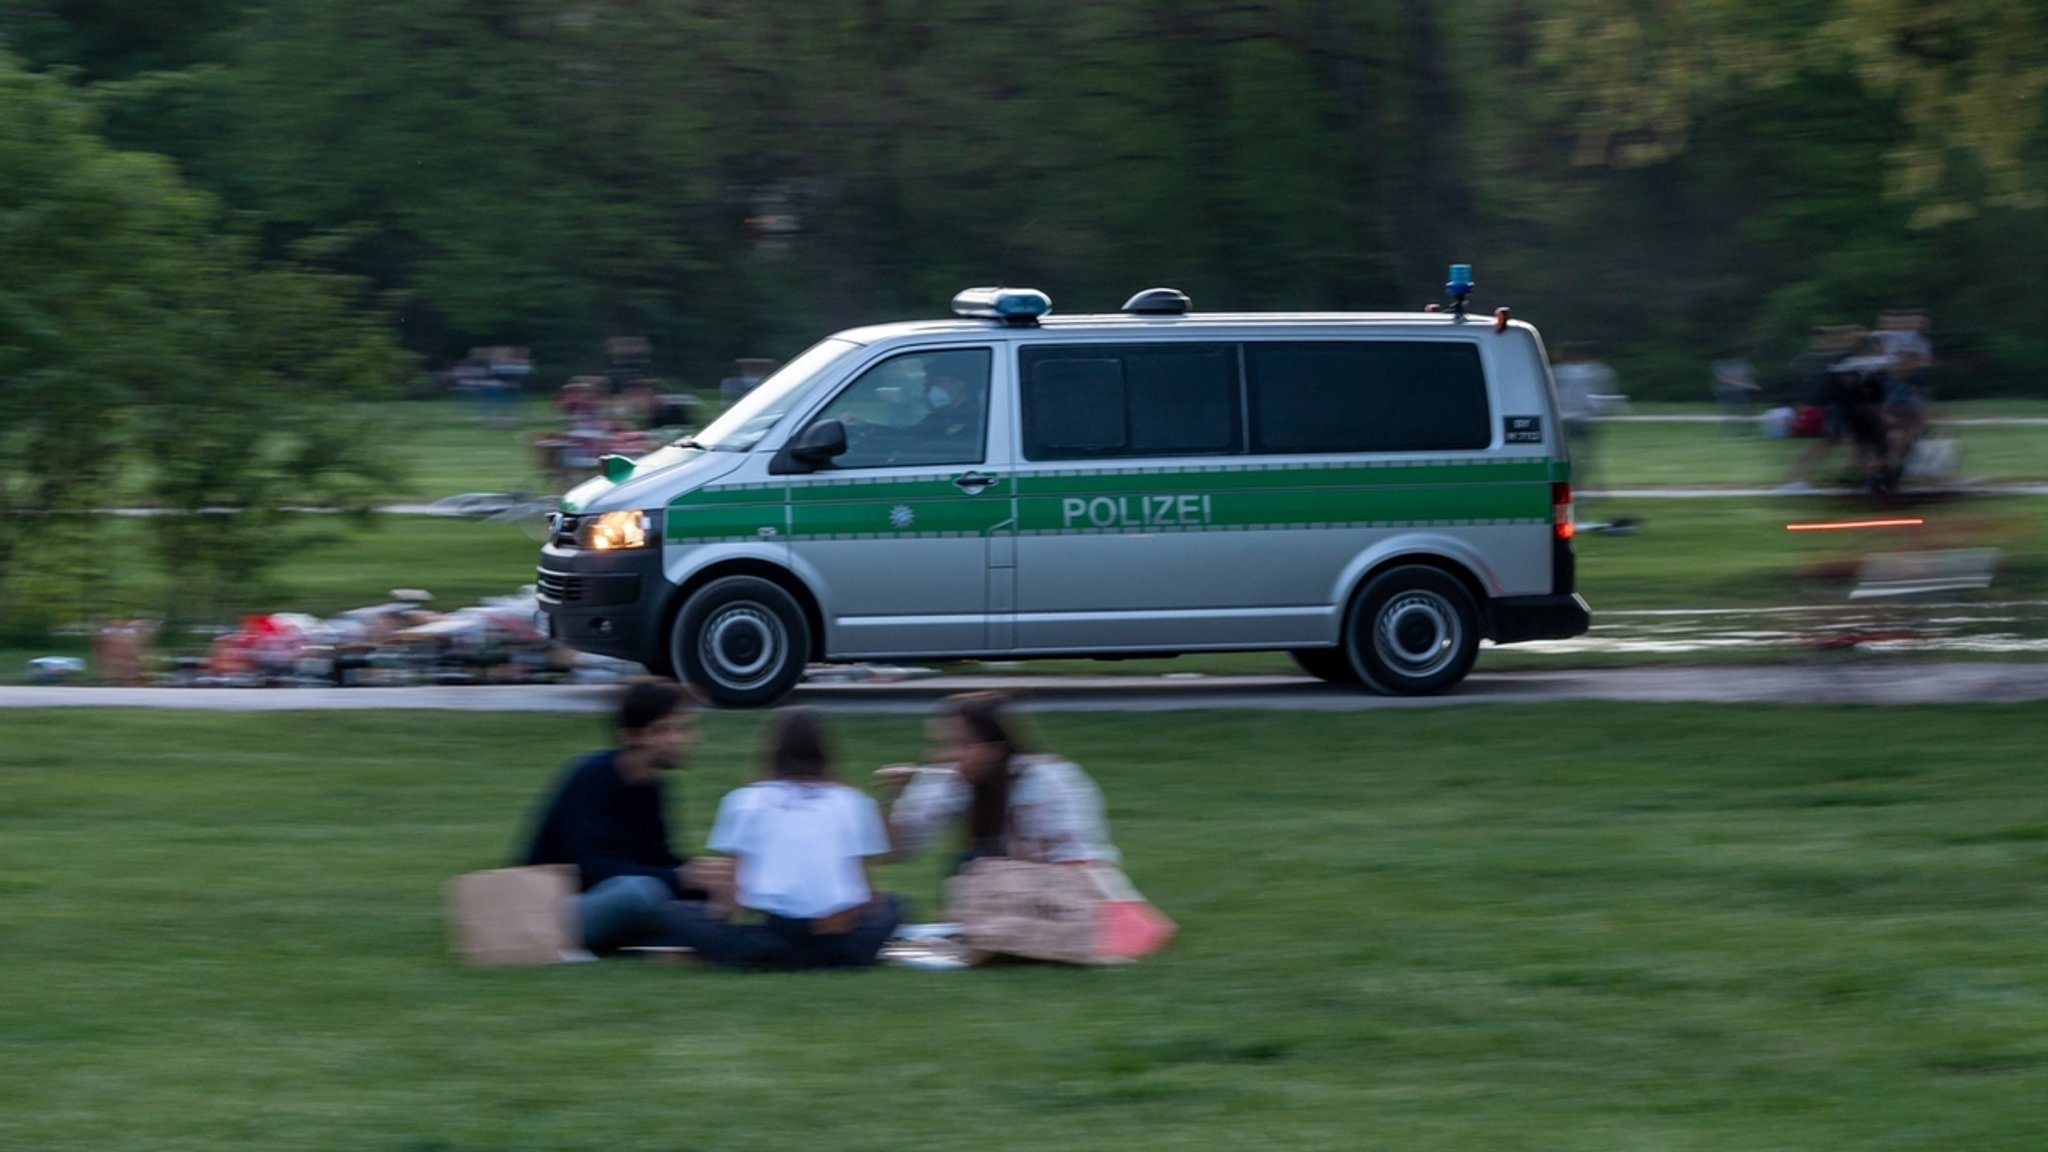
[578,510,655,550]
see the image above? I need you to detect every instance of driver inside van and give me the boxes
[839,353,987,465]
[908,357,984,439]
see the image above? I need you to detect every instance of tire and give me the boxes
[1346,565,1480,696]
[1289,647,1361,683]
[671,576,811,708]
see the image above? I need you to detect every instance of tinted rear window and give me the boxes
[1020,344,1239,461]
[1246,342,1490,453]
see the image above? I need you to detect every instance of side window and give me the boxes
[1246,341,1490,454]
[809,348,991,469]
[1020,344,1238,461]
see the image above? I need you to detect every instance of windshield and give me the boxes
[692,338,863,451]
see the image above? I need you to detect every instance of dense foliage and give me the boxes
[0,47,405,633]
[4,0,2041,396]
[0,1,2043,632]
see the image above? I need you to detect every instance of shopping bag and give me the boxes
[447,865,581,966]
[1903,437,1960,481]
[1087,864,1178,960]
[948,859,1175,965]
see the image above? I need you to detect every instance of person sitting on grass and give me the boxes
[686,709,902,970]
[517,679,730,954]
[878,692,1119,869]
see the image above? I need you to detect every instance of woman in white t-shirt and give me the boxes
[881,692,1118,868]
[696,709,900,970]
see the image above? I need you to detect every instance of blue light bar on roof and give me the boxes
[951,286,1052,323]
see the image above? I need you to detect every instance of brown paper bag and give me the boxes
[447,865,580,966]
[947,859,1175,965]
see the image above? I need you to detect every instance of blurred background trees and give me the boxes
[0,46,405,633]
[5,0,2041,397]
[2,0,2043,643]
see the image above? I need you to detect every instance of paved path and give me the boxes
[1588,483,2048,499]
[1603,415,2048,426]
[5,662,2044,714]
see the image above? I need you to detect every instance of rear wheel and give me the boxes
[671,576,811,708]
[1346,566,1480,696]
[1289,647,1361,683]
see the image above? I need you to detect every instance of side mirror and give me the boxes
[781,419,848,471]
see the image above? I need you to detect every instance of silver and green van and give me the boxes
[538,285,1589,707]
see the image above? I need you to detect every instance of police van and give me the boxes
[538,274,1589,707]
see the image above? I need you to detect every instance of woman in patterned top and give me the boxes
[879,692,1118,868]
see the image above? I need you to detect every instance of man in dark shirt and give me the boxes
[520,680,730,952]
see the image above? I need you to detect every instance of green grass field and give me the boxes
[3,705,2046,1150]
[378,398,2048,504]
[1582,419,2048,489]
[4,494,2042,681]
[5,397,2043,673]
[386,398,572,500]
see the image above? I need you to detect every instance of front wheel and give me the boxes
[1346,566,1480,696]
[671,576,811,708]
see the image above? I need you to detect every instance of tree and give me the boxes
[13,1,2047,398]
[1476,0,2048,391]
[0,49,407,631]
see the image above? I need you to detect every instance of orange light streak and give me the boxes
[1785,518,1925,532]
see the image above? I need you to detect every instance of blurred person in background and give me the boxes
[605,336,651,392]
[534,375,615,489]
[613,379,662,430]
[516,680,729,954]
[720,358,778,402]
[1876,309,1935,444]
[449,350,490,420]
[878,692,1118,869]
[1710,355,1760,435]
[689,709,901,970]
[1780,325,1865,493]
[1551,344,1615,497]
[1830,332,1899,492]
[553,375,605,423]
[482,346,531,429]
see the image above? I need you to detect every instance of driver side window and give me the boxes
[809,348,991,469]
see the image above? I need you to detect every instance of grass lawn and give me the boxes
[1572,495,2046,609]
[1583,419,2048,490]
[4,495,2042,682]
[1624,398,2048,418]
[2,705,2046,1150]
[384,398,580,500]
[373,399,2048,506]
[274,516,547,616]
[9,395,2044,674]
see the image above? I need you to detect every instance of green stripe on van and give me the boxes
[1015,459,1550,534]
[667,484,786,543]
[661,459,1563,543]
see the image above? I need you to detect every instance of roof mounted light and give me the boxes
[1122,287,1190,316]
[1445,263,1474,319]
[951,286,1051,325]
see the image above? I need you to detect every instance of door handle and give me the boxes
[953,471,998,493]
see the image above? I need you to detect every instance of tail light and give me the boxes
[1551,481,1574,540]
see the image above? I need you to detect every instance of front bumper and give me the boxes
[1488,593,1591,644]
[536,541,670,665]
